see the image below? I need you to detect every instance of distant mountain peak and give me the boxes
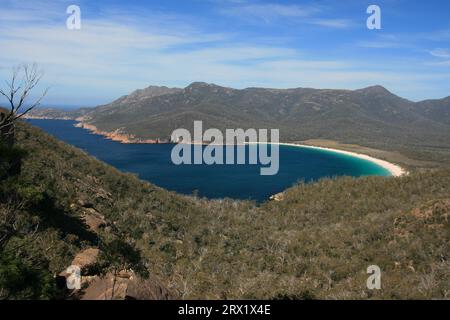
[184,81,221,92]
[357,85,391,95]
[185,82,220,89]
[115,85,181,103]
[130,85,180,96]
[184,82,235,95]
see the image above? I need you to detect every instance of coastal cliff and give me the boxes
[74,122,170,144]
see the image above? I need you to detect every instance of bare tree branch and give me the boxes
[14,87,49,121]
[0,63,49,137]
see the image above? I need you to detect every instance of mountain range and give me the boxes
[27,83,450,163]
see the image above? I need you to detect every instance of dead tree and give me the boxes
[0,64,49,148]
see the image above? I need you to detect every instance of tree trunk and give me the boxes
[0,121,14,149]
[0,122,21,176]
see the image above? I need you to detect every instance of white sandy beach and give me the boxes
[277,142,407,177]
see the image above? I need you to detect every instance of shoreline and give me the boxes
[277,142,407,177]
[27,118,407,177]
[74,121,169,144]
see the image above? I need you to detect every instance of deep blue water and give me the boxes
[28,119,390,202]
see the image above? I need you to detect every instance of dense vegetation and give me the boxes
[0,123,156,299]
[1,122,449,299]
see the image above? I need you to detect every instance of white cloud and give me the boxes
[427,60,450,67]
[217,2,354,29]
[419,29,450,42]
[0,0,448,104]
[357,41,402,49]
[429,48,450,58]
[310,19,353,29]
[220,3,321,22]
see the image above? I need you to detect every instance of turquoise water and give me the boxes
[28,119,391,202]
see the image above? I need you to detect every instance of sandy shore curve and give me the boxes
[278,142,407,177]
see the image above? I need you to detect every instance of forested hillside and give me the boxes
[1,122,449,299]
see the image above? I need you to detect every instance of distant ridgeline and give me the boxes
[26,83,450,164]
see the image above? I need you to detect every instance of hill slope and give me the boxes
[414,96,450,126]
[1,121,449,299]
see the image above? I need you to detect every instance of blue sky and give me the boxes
[0,0,450,106]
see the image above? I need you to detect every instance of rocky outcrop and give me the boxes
[57,247,100,295]
[80,271,178,300]
[74,122,166,144]
[70,198,110,233]
[269,192,284,201]
[58,247,178,300]
[71,248,100,273]
[81,208,107,233]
